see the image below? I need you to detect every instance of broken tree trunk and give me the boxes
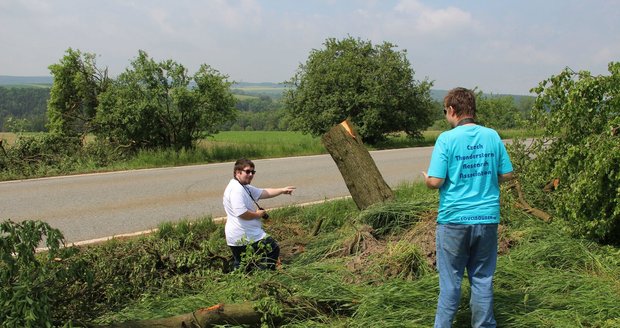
[321,119,394,210]
[90,302,262,328]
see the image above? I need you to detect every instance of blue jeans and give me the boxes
[434,224,498,328]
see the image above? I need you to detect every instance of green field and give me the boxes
[231,83,289,99]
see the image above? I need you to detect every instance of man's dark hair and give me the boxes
[444,87,476,118]
[234,158,255,176]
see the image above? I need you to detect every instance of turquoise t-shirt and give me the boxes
[427,125,513,225]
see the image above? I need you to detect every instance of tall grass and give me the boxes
[81,183,619,327]
[204,131,326,157]
[108,131,327,171]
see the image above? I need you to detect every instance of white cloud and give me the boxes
[1,0,618,94]
[148,7,175,35]
[481,41,560,66]
[187,0,263,30]
[393,0,477,35]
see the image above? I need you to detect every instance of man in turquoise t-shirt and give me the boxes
[423,87,513,328]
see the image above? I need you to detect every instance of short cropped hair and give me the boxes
[233,158,255,176]
[444,87,476,118]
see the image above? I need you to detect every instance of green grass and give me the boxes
[232,85,288,98]
[83,183,619,327]
[121,131,327,170]
[373,131,443,149]
[204,131,325,155]
[233,93,259,100]
[498,128,545,139]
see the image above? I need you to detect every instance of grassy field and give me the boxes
[2,129,618,327]
[231,84,289,99]
[23,182,618,327]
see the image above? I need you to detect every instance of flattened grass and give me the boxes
[84,183,619,327]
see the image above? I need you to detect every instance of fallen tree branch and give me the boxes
[90,302,262,328]
[508,179,553,222]
[311,218,324,236]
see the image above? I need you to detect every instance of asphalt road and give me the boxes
[1,147,433,244]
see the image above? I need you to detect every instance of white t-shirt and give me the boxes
[223,179,266,246]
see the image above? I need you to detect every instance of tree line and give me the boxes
[0,38,538,179]
[0,85,534,134]
[0,82,291,133]
[0,86,49,132]
[0,35,616,257]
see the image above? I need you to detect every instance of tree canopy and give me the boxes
[46,49,237,152]
[284,37,434,144]
[475,93,528,130]
[47,48,109,139]
[510,62,620,244]
[95,50,236,151]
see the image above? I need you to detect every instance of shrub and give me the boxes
[0,220,72,327]
[511,62,620,244]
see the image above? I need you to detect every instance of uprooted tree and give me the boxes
[508,62,620,244]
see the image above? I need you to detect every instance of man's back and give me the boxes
[428,125,512,225]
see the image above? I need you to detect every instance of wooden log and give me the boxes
[321,119,394,210]
[91,302,262,328]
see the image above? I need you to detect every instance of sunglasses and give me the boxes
[241,169,256,175]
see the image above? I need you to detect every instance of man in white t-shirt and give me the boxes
[223,158,295,271]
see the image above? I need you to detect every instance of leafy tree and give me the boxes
[475,93,523,129]
[510,62,620,244]
[235,95,278,113]
[284,36,434,144]
[3,117,29,133]
[47,48,109,139]
[95,50,236,151]
[0,86,49,132]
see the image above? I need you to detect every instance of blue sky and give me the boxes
[1,0,618,95]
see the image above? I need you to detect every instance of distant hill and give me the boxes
[1,76,531,102]
[231,82,290,99]
[0,75,53,86]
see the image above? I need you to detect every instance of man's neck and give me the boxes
[456,117,476,127]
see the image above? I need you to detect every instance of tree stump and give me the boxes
[321,119,394,210]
